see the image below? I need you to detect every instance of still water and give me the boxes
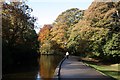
[37,55,63,79]
[2,55,63,80]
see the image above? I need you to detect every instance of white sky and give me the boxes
[27,0,93,33]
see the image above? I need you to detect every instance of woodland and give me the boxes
[2,0,120,74]
[38,2,120,63]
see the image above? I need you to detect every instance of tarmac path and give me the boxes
[54,56,115,80]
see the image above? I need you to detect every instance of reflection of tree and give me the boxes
[39,55,63,79]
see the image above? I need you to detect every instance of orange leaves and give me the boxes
[38,24,52,43]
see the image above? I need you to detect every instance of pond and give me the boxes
[2,55,63,80]
[36,55,63,79]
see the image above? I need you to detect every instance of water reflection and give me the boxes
[36,72,41,80]
[37,55,63,80]
[2,55,63,80]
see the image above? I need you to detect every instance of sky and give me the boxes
[26,0,94,33]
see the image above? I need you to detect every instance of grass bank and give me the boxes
[81,58,120,80]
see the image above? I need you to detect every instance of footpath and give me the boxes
[54,56,115,80]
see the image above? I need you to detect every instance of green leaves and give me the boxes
[38,8,84,54]
[38,2,120,63]
[103,33,120,56]
[54,8,84,27]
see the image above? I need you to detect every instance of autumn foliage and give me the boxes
[38,1,120,63]
[38,24,52,43]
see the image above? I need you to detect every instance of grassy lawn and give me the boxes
[81,58,120,80]
[87,63,120,80]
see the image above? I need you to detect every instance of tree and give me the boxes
[72,1,120,62]
[51,8,84,53]
[38,8,84,54]
[2,1,39,72]
[103,33,120,62]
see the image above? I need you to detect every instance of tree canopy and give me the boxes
[2,0,39,72]
[38,8,84,54]
[38,1,120,63]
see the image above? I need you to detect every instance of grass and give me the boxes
[88,63,120,80]
[81,58,120,80]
